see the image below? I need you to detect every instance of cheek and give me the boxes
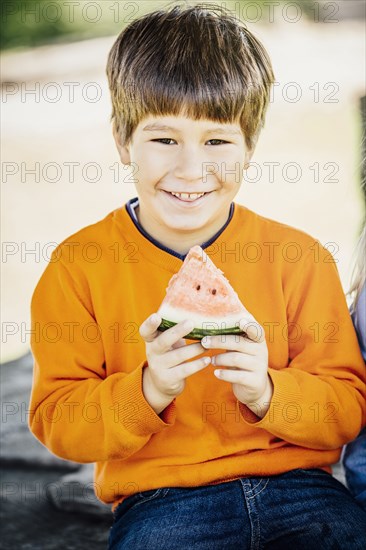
[140,151,170,177]
[215,152,244,185]
[221,167,244,189]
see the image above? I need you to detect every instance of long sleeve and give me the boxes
[28,253,176,463]
[238,243,366,450]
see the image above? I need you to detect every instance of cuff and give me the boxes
[112,362,177,436]
[237,368,303,429]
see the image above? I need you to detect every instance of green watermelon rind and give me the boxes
[157,318,244,340]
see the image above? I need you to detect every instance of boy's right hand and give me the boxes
[139,313,211,415]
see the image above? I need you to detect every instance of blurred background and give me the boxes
[1,0,365,361]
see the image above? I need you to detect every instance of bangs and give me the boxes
[107,4,274,150]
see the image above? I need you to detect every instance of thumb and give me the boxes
[139,313,162,342]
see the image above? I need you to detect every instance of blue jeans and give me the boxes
[108,468,366,549]
[343,427,366,510]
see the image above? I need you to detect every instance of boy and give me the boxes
[29,3,366,548]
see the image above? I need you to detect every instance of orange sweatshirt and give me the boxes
[29,199,366,511]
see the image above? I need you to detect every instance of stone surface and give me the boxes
[0,352,81,471]
[0,466,112,549]
[47,464,112,517]
[0,352,113,548]
[1,351,112,515]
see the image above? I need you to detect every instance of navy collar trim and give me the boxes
[125,197,235,261]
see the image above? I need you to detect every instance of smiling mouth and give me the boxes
[163,191,212,202]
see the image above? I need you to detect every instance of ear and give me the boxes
[113,123,131,165]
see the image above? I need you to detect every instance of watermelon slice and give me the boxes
[157,245,250,340]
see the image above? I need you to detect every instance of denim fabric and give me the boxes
[343,427,366,510]
[343,283,366,509]
[108,468,366,549]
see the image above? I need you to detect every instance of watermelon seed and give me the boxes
[212,289,217,295]
[196,285,201,290]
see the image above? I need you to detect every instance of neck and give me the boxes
[134,204,232,256]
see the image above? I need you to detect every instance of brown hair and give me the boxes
[106,1,275,151]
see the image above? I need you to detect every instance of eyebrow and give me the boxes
[142,123,242,136]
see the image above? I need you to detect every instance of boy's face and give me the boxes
[113,114,254,253]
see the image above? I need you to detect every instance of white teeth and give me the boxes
[170,192,205,201]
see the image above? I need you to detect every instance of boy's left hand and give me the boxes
[201,318,273,419]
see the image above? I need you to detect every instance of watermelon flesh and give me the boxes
[157,245,250,340]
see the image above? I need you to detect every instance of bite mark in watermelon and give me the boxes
[157,245,250,340]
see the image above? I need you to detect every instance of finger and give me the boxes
[164,341,206,367]
[153,320,195,354]
[239,318,265,343]
[201,334,257,354]
[171,355,211,380]
[211,351,254,370]
[139,313,162,343]
[213,368,252,384]
[171,338,188,350]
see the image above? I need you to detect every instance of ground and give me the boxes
[0,352,112,549]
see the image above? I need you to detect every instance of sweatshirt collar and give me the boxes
[125,196,235,261]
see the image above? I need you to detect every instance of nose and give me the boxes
[173,145,208,183]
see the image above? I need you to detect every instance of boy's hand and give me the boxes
[139,313,210,415]
[201,318,273,419]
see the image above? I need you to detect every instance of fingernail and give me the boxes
[151,314,159,323]
[184,320,194,331]
[202,336,211,346]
